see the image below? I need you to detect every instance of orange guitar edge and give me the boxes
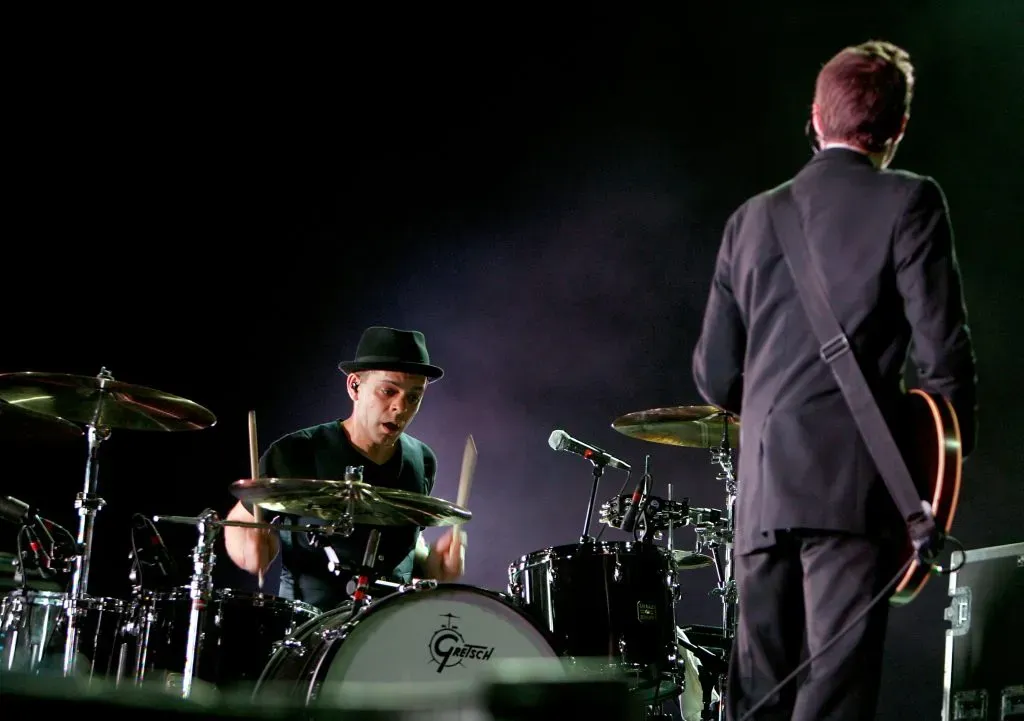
[889,388,963,606]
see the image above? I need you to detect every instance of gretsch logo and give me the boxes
[428,612,495,672]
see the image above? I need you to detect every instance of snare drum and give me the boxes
[508,541,680,700]
[123,586,321,692]
[0,589,129,678]
[253,582,565,704]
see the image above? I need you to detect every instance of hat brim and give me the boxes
[338,360,444,381]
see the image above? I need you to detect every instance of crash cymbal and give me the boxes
[0,371,217,432]
[230,478,473,527]
[611,404,739,449]
[0,399,83,441]
[669,550,716,570]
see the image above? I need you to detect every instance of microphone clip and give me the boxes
[619,456,654,534]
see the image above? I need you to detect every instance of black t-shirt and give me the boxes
[244,419,436,611]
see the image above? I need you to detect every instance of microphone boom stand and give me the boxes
[579,460,608,544]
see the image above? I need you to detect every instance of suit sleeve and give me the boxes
[692,210,746,414]
[894,177,978,456]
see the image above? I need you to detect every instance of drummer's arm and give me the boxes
[413,533,430,578]
[224,500,280,575]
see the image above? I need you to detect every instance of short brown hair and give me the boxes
[814,40,914,152]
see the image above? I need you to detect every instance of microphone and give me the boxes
[548,430,631,471]
[805,118,821,154]
[619,456,651,533]
[0,495,35,525]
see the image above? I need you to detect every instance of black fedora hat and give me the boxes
[337,326,444,380]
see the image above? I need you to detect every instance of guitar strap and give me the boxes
[765,184,938,550]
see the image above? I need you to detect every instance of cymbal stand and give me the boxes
[152,508,220,699]
[150,505,353,699]
[338,465,379,608]
[348,529,381,608]
[708,417,737,640]
[62,367,114,678]
[707,415,737,721]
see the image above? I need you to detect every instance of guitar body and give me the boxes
[889,388,963,606]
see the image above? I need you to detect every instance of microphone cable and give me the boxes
[735,534,965,721]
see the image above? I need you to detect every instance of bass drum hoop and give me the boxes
[253,582,563,705]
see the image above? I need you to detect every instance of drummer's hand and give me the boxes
[246,528,279,576]
[426,528,466,581]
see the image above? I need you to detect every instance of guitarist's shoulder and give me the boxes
[880,167,949,210]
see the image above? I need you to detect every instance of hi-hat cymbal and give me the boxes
[0,399,83,442]
[611,404,739,449]
[669,550,716,570]
[0,371,217,432]
[230,478,473,527]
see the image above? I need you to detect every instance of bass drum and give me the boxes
[253,582,565,704]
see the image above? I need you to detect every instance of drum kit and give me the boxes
[0,367,740,721]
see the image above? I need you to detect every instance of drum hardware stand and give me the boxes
[336,464,381,608]
[62,367,115,678]
[628,456,655,543]
[153,509,308,697]
[308,465,364,550]
[152,508,220,699]
[701,415,738,721]
[707,417,737,641]
[347,529,381,608]
[152,510,333,697]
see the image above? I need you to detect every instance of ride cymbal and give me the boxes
[0,399,83,442]
[611,404,739,449]
[0,371,217,432]
[230,477,473,527]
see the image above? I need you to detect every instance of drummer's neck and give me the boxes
[340,418,399,466]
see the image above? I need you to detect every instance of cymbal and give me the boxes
[669,550,715,570]
[230,478,473,527]
[611,404,739,449]
[0,399,83,442]
[0,371,217,432]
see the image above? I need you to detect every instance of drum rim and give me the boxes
[2,588,68,603]
[3,590,128,609]
[130,586,323,617]
[508,540,674,575]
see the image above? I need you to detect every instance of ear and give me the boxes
[811,103,824,139]
[346,373,360,401]
[894,112,909,144]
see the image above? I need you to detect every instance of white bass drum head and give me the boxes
[321,585,563,689]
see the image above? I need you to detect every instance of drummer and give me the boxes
[223,326,466,611]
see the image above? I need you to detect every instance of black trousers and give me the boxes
[724,530,895,721]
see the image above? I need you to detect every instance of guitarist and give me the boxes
[692,40,978,721]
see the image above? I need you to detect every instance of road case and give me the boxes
[942,541,1024,721]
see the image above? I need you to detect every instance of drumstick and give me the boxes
[248,410,264,591]
[449,435,476,563]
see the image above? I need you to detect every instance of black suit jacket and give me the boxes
[692,148,978,554]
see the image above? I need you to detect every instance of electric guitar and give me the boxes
[888,387,963,606]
